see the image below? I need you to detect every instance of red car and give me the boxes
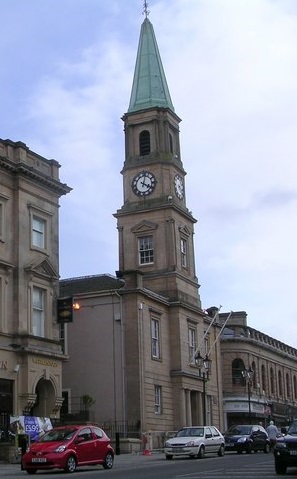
[22,424,114,474]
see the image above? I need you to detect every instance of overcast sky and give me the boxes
[1,0,297,347]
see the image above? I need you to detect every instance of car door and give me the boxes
[92,426,109,460]
[210,426,222,452]
[75,427,95,463]
[204,427,215,453]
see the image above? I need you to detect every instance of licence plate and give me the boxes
[173,448,184,453]
[290,450,297,455]
[32,458,47,463]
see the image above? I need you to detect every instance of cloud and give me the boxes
[2,0,297,346]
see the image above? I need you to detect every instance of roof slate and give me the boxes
[59,274,124,297]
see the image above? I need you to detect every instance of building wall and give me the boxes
[220,311,297,430]
[61,291,125,425]
[0,139,70,421]
[60,277,225,443]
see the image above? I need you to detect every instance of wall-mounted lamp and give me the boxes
[14,364,20,373]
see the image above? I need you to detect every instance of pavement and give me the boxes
[0,452,163,475]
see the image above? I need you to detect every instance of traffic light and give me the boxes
[57,297,74,323]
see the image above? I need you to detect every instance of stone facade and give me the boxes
[220,311,297,430]
[0,139,70,426]
[60,275,224,442]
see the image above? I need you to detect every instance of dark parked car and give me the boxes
[274,419,297,475]
[22,424,114,474]
[224,424,270,454]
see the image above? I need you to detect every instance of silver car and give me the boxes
[164,426,225,460]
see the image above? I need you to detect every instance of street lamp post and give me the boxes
[242,367,254,424]
[195,352,212,426]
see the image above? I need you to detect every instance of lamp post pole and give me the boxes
[242,367,254,424]
[247,379,251,424]
[195,352,211,427]
[202,371,207,426]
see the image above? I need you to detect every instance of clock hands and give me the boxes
[140,178,151,190]
[132,171,156,196]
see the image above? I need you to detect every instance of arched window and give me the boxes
[139,130,151,156]
[278,370,283,396]
[286,373,290,398]
[261,364,266,392]
[232,358,245,386]
[294,376,297,400]
[251,361,257,389]
[270,367,275,394]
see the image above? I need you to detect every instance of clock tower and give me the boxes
[115,16,201,308]
[114,11,223,434]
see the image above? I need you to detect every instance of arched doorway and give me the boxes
[31,378,56,418]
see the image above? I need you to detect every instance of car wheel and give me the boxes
[275,460,287,475]
[237,450,242,454]
[103,452,114,469]
[165,454,173,460]
[64,455,77,473]
[198,446,205,459]
[218,444,225,457]
[246,443,252,454]
[25,469,37,475]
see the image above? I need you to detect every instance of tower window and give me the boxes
[139,130,151,156]
[139,235,154,264]
[181,239,187,267]
[151,318,160,359]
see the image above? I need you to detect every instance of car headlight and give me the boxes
[237,437,247,443]
[185,441,197,447]
[275,442,287,449]
[55,445,67,453]
[164,441,171,448]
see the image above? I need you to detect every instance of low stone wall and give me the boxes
[114,438,142,454]
[0,444,20,463]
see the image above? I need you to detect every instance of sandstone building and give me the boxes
[60,14,225,443]
[0,139,71,437]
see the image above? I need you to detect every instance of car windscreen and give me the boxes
[227,425,251,435]
[176,428,204,437]
[288,422,297,435]
[39,428,76,442]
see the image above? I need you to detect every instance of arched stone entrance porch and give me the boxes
[31,377,56,418]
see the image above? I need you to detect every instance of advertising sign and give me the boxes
[10,416,52,441]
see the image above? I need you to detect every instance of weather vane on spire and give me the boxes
[143,1,150,17]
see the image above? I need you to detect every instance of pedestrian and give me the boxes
[266,420,278,451]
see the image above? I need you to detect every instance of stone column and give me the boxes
[180,388,186,426]
[197,391,203,424]
[185,389,192,425]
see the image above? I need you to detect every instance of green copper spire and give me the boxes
[128,17,175,113]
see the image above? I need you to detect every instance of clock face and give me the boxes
[132,171,156,196]
[174,174,184,199]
